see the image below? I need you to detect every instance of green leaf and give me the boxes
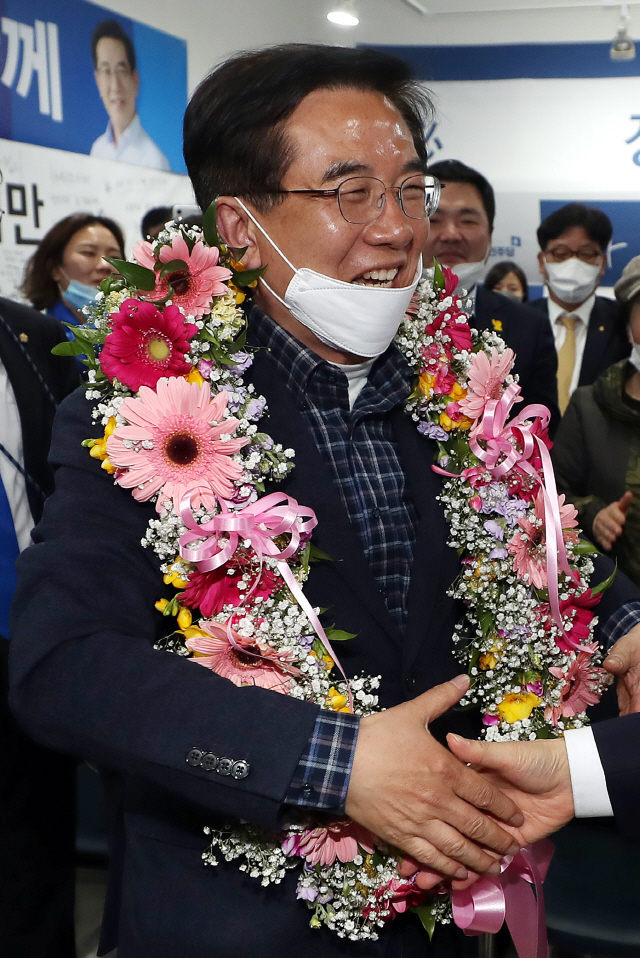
[52,340,84,356]
[232,265,266,287]
[432,258,445,292]
[309,543,333,563]
[202,200,221,249]
[230,245,248,261]
[591,562,617,596]
[413,903,437,940]
[105,258,157,291]
[324,625,357,643]
[159,259,189,279]
[573,537,600,555]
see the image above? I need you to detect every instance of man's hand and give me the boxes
[446,734,574,848]
[604,622,640,714]
[344,676,524,885]
[593,492,633,551]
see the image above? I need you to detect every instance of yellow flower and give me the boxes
[479,650,499,670]
[418,372,436,398]
[88,417,117,474]
[163,560,190,590]
[458,415,474,432]
[321,653,334,670]
[439,411,454,431]
[450,383,467,401]
[497,691,542,724]
[176,606,193,630]
[184,367,205,387]
[180,623,209,642]
[229,283,246,305]
[155,598,170,613]
[327,686,348,711]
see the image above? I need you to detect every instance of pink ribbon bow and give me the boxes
[452,839,554,958]
[435,381,571,637]
[178,493,354,711]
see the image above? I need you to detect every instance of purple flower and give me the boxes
[317,892,334,905]
[527,680,543,696]
[225,387,248,414]
[483,519,504,541]
[246,396,266,420]
[418,421,448,441]
[230,351,253,373]
[198,359,213,379]
[296,884,319,902]
[482,713,500,726]
[495,497,529,527]
[489,547,508,560]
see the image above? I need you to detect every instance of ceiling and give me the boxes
[416,0,639,11]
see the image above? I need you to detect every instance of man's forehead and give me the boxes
[438,180,485,214]
[96,37,129,65]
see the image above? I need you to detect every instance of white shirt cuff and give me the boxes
[564,726,614,818]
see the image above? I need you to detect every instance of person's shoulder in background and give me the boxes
[0,296,79,400]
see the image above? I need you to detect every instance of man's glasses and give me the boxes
[543,245,604,266]
[265,174,440,226]
[95,65,133,81]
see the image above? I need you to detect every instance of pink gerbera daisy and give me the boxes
[101,299,198,391]
[458,347,515,420]
[546,644,608,723]
[185,620,294,693]
[283,821,376,867]
[106,377,249,513]
[133,234,232,319]
[507,489,579,589]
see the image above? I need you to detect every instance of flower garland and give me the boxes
[61,212,611,944]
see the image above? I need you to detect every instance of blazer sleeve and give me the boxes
[593,714,640,840]
[526,310,560,437]
[552,389,608,536]
[8,390,320,830]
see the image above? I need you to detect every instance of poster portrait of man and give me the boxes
[90,20,170,172]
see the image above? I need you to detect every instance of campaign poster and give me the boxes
[0,0,187,173]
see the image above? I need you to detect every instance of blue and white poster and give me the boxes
[0,0,187,173]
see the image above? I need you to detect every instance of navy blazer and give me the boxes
[8,343,637,957]
[528,295,630,388]
[473,287,561,435]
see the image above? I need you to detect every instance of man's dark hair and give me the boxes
[183,43,433,214]
[484,261,529,302]
[427,159,495,229]
[141,207,173,239]
[536,203,612,252]
[91,19,136,72]
[22,213,125,311]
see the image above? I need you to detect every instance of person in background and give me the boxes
[484,260,529,303]
[141,206,173,241]
[426,159,559,432]
[552,254,640,588]
[22,213,124,333]
[0,295,79,957]
[90,20,171,172]
[529,203,630,414]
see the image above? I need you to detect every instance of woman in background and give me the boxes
[484,260,529,303]
[22,213,125,330]
[552,255,640,587]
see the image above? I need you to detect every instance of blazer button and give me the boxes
[217,757,234,776]
[232,760,250,780]
[186,747,203,766]
[201,752,219,771]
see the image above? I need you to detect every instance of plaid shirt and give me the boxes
[248,305,417,812]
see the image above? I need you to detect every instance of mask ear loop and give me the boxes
[234,197,299,307]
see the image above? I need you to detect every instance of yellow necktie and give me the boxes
[557,314,577,414]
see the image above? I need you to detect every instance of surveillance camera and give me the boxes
[611,27,636,60]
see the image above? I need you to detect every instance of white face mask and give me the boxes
[544,258,601,305]
[450,257,489,295]
[236,198,421,358]
[495,288,523,303]
[629,341,640,374]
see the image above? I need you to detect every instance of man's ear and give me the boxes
[217,198,263,269]
[537,251,547,279]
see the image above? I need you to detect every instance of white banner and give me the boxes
[0,137,194,302]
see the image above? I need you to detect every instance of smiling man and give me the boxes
[89,20,170,171]
[9,44,640,958]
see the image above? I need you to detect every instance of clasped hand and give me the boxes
[344,675,524,890]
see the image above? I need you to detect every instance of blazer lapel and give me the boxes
[248,349,400,647]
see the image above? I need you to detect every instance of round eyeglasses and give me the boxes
[267,174,440,226]
[543,245,604,266]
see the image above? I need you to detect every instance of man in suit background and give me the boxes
[8,45,640,958]
[426,160,560,433]
[529,203,630,414]
[0,297,78,956]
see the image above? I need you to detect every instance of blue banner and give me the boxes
[0,0,187,172]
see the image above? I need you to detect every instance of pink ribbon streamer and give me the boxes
[178,493,354,711]
[451,839,554,958]
[435,383,571,637]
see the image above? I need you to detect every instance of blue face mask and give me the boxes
[62,278,99,312]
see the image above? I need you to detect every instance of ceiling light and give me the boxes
[327,1,359,26]
[611,4,636,59]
